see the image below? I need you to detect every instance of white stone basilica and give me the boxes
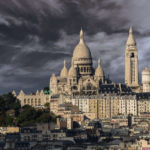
[50,29,106,95]
[15,27,150,114]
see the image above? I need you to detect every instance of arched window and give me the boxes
[78,67,80,72]
[72,86,77,90]
[87,68,89,72]
[31,99,33,105]
[87,83,92,90]
[130,53,134,58]
[35,99,37,106]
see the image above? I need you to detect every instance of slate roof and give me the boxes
[136,92,150,100]
[99,84,132,94]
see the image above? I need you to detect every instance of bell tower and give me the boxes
[125,27,139,87]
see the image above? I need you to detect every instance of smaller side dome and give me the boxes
[68,61,77,77]
[50,73,57,81]
[60,60,68,78]
[95,59,104,77]
[142,67,150,73]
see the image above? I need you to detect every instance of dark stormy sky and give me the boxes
[0,0,150,94]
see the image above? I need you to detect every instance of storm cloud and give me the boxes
[0,0,150,94]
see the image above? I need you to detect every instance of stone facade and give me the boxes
[50,29,105,96]
[16,90,50,107]
[50,95,59,114]
[13,27,150,120]
[125,27,139,87]
[72,95,134,119]
[57,91,150,120]
[137,93,150,116]
[72,96,89,113]
[68,83,137,119]
[119,94,137,116]
[142,67,150,92]
[0,127,19,135]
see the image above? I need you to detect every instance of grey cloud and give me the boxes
[0,17,10,26]
[0,0,149,94]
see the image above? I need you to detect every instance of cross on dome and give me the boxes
[98,58,101,67]
[129,26,133,33]
[64,60,66,67]
[80,28,84,42]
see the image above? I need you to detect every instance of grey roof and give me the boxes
[20,128,41,133]
[136,93,150,100]
[51,94,60,98]
[99,84,132,94]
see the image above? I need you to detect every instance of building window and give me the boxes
[130,53,134,58]
[87,68,89,72]
[31,99,33,105]
[35,99,37,106]
[38,99,41,105]
[70,79,72,85]
[131,60,135,82]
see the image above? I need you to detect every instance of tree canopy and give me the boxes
[0,93,56,127]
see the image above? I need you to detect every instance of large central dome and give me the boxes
[73,29,92,59]
[72,29,93,76]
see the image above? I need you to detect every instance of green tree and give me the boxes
[0,93,21,126]
[44,102,50,110]
[43,87,49,94]
[16,105,56,127]
[0,93,56,127]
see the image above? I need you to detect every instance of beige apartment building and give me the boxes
[71,92,137,120]
[0,127,19,134]
[119,94,137,116]
[142,67,150,92]
[137,93,150,116]
[50,95,59,114]
[72,96,89,113]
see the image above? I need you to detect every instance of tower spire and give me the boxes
[126,26,136,46]
[125,27,139,87]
